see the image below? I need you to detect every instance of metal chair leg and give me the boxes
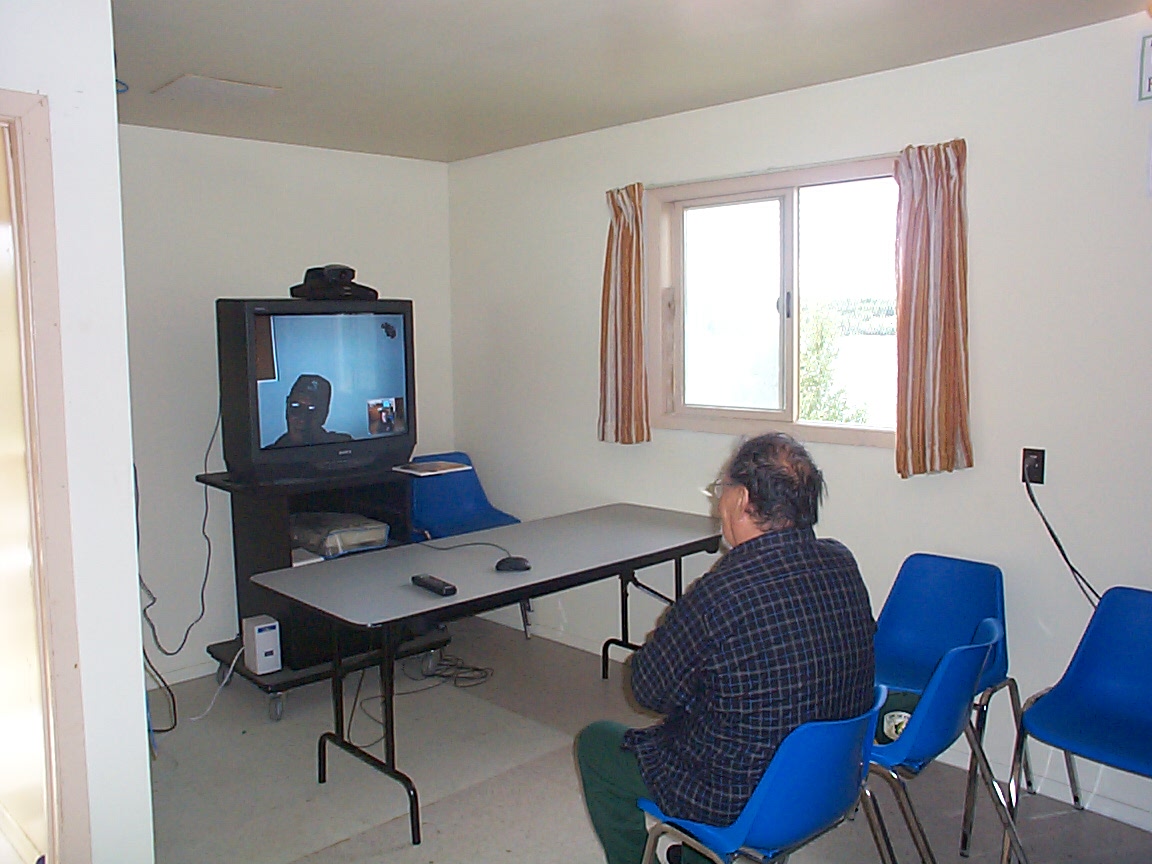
[1001,710,1039,864]
[518,598,532,639]
[962,721,1030,864]
[961,677,1028,857]
[1063,750,1083,810]
[868,763,938,864]
[960,686,995,856]
[860,786,900,864]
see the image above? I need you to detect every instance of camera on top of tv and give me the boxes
[290,263,379,301]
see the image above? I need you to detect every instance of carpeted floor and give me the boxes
[148,616,1152,864]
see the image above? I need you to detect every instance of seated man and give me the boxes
[576,432,876,864]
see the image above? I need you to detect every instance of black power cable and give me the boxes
[138,410,224,734]
[1024,475,1101,608]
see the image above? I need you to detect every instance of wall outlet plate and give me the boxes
[1022,448,1045,484]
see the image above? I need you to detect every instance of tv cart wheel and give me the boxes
[268,693,285,722]
[215,662,233,687]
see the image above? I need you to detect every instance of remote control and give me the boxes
[411,573,457,597]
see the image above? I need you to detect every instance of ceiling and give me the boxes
[111,1,1146,163]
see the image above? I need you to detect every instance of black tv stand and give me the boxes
[196,467,447,719]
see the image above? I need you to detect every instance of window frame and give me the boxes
[645,156,897,448]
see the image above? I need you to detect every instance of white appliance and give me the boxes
[242,614,282,675]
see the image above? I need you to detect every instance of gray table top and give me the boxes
[252,503,721,627]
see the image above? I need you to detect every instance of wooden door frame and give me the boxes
[2,87,92,864]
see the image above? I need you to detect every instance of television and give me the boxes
[215,298,417,482]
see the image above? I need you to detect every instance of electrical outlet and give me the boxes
[1022,448,1045,484]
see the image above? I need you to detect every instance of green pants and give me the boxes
[575,720,710,864]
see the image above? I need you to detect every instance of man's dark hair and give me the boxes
[725,432,825,530]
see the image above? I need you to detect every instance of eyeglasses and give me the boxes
[703,479,736,498]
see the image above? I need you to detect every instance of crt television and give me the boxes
[215,298,417,481]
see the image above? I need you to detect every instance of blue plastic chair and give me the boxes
[409,451,520,540]
[869,619,1030,864]
[874,553,1027,855]
[1002,586,1152,862]
[408,451,530,635]
[636,687,889,864]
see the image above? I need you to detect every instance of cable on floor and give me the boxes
[143,647,177,733]
[347,651,493,749]
[188,647,244,722]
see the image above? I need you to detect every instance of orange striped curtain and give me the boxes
[894,139,973,478]
[598,182,650,444]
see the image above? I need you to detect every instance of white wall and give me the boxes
[449,15,1152,828]
[118,127,454,684]
[0,2,154,861]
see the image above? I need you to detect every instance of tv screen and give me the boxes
[216,298,417,481]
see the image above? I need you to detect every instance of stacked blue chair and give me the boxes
[409,451,520,540]
[637,687,890,864]
[1002,586,1152,863]
[874,553,1027,855]
[408,451,530,635]
[869,619,1030,864]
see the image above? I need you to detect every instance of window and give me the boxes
[646,157,897,447]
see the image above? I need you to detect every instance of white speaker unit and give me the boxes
[242,614,282,675]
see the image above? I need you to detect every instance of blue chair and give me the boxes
[874,553,1027,855]
[409,451,520,540]
[869,619,1030,864]
[1002,586,1152,862]
[408,451,530,635]
[637,687,889,864]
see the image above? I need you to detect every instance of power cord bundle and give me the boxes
[1024,475,1101,608]
[346,650,493,748]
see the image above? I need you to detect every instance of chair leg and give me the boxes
[1063,750,1083,810]
[868,764,938,864]
[960,687,995,856]
[1000,722,1033,864]
[961,678,1029,857]
[1005,679,1035,795]
[860,786,900,864]
[519,599,532,639]
[962,722,1030,864]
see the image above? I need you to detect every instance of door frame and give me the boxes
[1,87,92,864]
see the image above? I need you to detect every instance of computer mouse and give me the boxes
[495,555,532,572]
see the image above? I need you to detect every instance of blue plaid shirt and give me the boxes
[622,527,875,825]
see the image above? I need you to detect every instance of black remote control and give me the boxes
[411,573,457,596]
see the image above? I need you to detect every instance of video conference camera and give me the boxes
[290,264,379,300]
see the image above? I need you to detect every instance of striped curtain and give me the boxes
[894,139,973,478]
[598,182,650,444]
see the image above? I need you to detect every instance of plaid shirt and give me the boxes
[622,527,875,825]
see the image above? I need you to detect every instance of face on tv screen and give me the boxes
[253,312,409,450]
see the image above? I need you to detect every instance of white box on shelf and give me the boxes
[242,614,282,675]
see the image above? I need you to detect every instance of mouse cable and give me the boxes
[420,539,514,557]
[138,411,221,656]
[142,646,177,733]
[1024,476,1100,608]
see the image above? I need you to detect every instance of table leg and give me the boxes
[601,569,644,678]
[317,625,423,845]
